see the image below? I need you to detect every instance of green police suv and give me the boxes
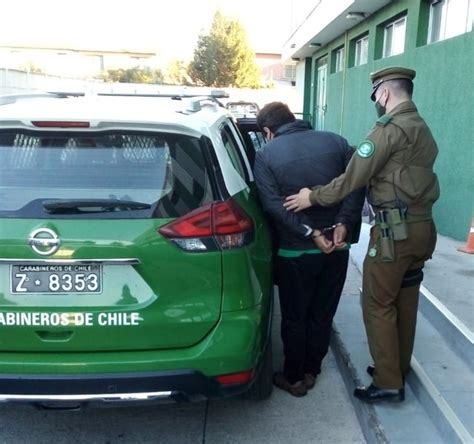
[0,92,273,406]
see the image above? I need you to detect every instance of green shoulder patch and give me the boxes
[356,140,375,158]
[376,114,392,126]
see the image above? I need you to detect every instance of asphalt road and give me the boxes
[0,290,365,444]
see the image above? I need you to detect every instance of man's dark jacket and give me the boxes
[254,120,365,250]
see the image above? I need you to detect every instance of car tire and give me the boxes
[244,338,273,401]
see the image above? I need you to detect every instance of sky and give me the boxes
[1,0,302,60]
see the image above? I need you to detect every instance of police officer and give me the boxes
[284,67,440,403]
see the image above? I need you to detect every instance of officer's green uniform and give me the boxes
[308,67,440,389]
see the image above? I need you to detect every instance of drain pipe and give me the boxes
[339,30,349,136]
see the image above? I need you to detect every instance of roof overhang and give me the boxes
[282,0,392,62]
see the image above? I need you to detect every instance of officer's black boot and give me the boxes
[354,384,405,403]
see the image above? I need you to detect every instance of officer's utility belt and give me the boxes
[405,212,433,222]
[374,208,431,262]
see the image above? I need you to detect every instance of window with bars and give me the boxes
[284,64,296,80]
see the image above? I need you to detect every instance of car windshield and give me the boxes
[0,130,213,218]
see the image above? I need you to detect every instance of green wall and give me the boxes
[305,0,474,240]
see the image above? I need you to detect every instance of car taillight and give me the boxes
[31,121,90,128]
[215,369,255,385]
[158,199,254,252]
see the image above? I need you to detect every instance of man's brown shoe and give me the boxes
[304,373,316,389]
[273,372,308,397]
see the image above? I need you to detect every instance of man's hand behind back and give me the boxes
[333,224,348,248]
[312,230,335,254]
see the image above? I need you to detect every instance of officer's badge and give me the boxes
[357,140,375,158]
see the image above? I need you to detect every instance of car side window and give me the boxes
[247,131,266,151]
[220,123,250,183]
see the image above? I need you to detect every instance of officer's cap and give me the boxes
[370,66,416,101]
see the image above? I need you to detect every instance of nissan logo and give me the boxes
[29,228,61,256]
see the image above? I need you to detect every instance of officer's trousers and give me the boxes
[362,220,437,389]
[276,250,349,384]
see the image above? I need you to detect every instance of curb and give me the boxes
[330,327,388,444]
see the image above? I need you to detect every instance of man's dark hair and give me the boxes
[256,101,295,133]
[388,78,414,97]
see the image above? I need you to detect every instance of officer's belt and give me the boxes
[406,212,432,222]
[373,207,432,223]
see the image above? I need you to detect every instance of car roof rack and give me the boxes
[184,96,224,113]
[0,90,229,112]
[45,91,229,110]
[0,92,69,106]
[45,90,229,99]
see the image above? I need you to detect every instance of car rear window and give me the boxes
[0,130,214,219]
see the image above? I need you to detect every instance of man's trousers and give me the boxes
[276,250,349,384]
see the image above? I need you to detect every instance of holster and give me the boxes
[379,235,395,262]
[375,210,395,262]
[385,208,408,241]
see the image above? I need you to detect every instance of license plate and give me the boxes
[11,264,102,294]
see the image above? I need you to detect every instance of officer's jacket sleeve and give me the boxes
[334,145,366,230]
[309,125,393,207]
[254,150,313,238]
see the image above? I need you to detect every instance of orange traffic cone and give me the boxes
[458,217,474,254]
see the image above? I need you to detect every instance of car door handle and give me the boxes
[36,330,74,342]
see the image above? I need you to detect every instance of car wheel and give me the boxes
[244,338,273,401]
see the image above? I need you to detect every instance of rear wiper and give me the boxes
[43,199,151,213]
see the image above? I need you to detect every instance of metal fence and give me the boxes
[0,68,102,95]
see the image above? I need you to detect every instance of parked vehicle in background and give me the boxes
[0,92,273,408]
[226,101,260,118]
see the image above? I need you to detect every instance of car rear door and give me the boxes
[0,128,223,352]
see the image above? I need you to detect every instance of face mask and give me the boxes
[375,99,386,117]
